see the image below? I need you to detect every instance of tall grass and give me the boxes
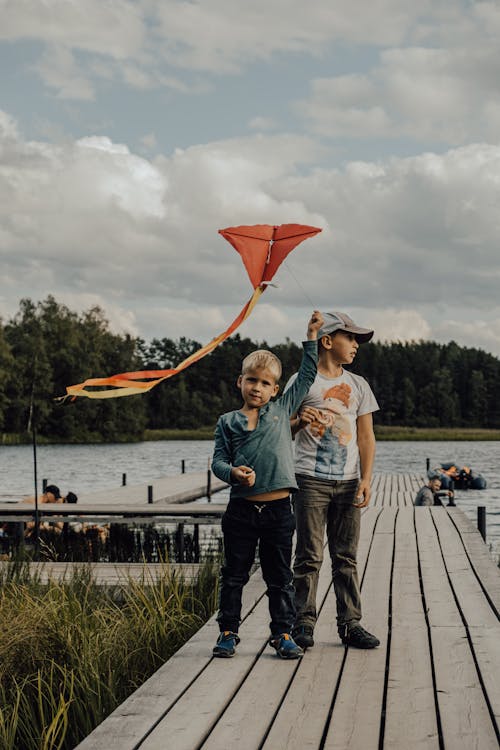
[0,560,219,750]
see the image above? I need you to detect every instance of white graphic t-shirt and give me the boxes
[285,369,379,481]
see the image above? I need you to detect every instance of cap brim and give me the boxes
[339,325,374,343]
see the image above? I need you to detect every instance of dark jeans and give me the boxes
[293,475,361,629]
[217,496,296,636]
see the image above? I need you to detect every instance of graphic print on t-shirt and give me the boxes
[306,382,353,477]
[286,369,379,481]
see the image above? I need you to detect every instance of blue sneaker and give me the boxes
[213,631,240,658]
[269,633,304,659]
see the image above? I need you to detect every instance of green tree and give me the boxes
[0,321,14,431]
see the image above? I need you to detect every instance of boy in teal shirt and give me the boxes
[211,311,323,659]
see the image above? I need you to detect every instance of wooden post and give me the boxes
[207,468,212,503]
[42,478,47,492]
[148,485,153,504]
[177,523,185,562]
[426,458,430,472]
[181,460,185,474]
[477,506,486,542]
[122,473,127,486]
[194,524,200,562]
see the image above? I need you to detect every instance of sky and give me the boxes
[1,0,500,357]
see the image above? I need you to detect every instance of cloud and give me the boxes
[36,45,96,101]
[1,0,145,58]
[2,112,500,354]
[248,116,279,132]
[295,42,500,143]
[0,0,466,97]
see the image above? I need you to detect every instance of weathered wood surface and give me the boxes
[78,471,227,505]
[0,471,227,515]
[76,474,500,750]
[0,561,207,584]
[0,502,227,523]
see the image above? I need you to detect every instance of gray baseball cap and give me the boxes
[318,312,374,343]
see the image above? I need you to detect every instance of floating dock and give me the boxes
[76,472,500,750]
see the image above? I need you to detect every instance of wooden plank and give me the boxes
[372,474,385,507]
[0,561,207,585]
[431,627,498,750]
[384,507,439,749]
[0,503,228,523]
[322,508,395,749]
[381,475,395,507]
[415,509,499,749]
[430,509,498,629]
[431,508,500,732]
[75,569,266,750]
[139,594,273,750]
[374,506,398,535]
[78,472,227,505]
[446,508,500,615]
[261,507,382,750]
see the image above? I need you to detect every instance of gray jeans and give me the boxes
[293,475,361,629]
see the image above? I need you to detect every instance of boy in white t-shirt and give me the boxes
[286,311,380,650]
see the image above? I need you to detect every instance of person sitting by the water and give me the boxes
[22,484,63,505]
[414,474,454,507]
[23,486,78,536]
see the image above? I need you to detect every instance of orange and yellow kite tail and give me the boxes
[61,285,264,400]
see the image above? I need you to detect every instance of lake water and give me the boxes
[1,440,499,558]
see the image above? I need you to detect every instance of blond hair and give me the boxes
[241,349,282,381]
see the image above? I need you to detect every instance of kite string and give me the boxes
[283,260,316,308]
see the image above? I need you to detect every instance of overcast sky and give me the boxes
[1,0,500,358]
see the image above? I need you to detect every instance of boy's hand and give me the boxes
[354,478,371,508]
[297,406,322,430]
[231,465,256,487]
[307,310,324,340]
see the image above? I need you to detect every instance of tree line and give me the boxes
[1,296,499,442]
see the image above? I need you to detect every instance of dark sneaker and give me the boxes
[339,623,380,649]
[213,631,240,658]
[269,633,304,659]
[291,624,314,649]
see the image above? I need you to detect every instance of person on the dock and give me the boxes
[288,311,381,650]
[22,484,63,505]
[22,486,78,537]
[211,310,324,660]
[414,474,454,506]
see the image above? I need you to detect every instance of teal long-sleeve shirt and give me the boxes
[211,340,318,499]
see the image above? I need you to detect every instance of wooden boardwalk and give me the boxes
[0,470,228,523]
[77,471,227,506]
[0,561,207,585]
[77,473,500,750]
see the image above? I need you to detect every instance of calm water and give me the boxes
[1,440,499,556]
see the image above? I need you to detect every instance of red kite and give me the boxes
[60,223,322,400]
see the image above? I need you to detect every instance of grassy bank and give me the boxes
[3,426,500,445]
[144,426,500,441]
[0,560,219,750]
[373,426,500,441]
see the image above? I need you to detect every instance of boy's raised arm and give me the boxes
[307,310,324,340]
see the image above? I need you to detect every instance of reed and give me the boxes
[0,559,219,750]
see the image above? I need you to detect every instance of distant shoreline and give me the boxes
[2,426,500,445]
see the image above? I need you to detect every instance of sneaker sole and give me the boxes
[293,638,314,649]
[275,650,303,659]
[213,649,235,658]
[340,638,379,649]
